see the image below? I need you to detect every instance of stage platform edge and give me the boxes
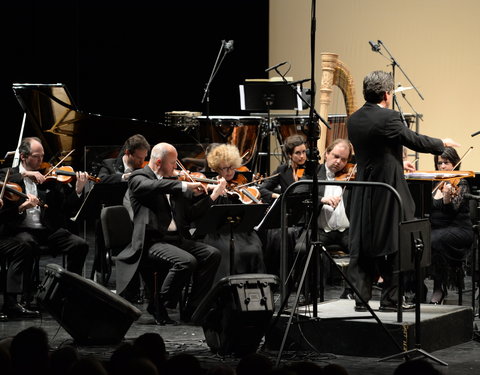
[265,299,473,357]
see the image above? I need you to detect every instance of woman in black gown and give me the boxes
[429,147,473,304]
[200,144,266,282]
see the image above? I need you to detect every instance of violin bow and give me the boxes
[235,173,280,189]
[43,149,76,177]
[0,169,10,201]
[432,146,473,195]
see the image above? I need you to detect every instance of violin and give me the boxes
[226,173,262,204]
[334,163,357,181]
[0,181,47,207]
[44,166,100,184]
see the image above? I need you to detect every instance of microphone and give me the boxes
[369,40,380,52]
[288,78,311,86]
[265,61,287,72]
[224,40,234,53]
[472,130,480,137]
[464,193,480,201]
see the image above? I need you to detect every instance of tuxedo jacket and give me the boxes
[98,157,125,184]
[0,166,84,234]
[115,165,215,293]
[347,102,444,257]
[259,164,296,204]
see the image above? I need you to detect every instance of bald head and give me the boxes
[149,143,178,176]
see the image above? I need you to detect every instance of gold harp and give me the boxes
[318,52,357,156]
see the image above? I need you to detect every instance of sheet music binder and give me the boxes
[239,81,303,111]
[193,204,269,237]
[71,183,128,222]
[254,193,309,231]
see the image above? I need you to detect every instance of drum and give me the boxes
[165,111,201,131]
[197,116,263,165]
[273,116,310,143]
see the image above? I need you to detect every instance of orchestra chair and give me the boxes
[100,205,133,285]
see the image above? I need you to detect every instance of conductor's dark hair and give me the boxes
[363,70,394,103]
[434,147,461,170]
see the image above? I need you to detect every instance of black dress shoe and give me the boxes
[379,301,415,312]
[0,312,7,322]
[354,303,369,312]
[146,302,177,326]
[2,303,40,320]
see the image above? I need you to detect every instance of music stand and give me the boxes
[239,81,303,175]
[380,218,447,366]
[254,194,309,231]
[71,183,128,222]
[194,204,268,274]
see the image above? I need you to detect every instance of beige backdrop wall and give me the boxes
[269,0,480,171]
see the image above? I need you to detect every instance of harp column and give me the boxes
[318,52,339,158]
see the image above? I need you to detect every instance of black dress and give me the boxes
[430,179,473,287]
[199,193,266,283]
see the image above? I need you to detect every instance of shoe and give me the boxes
[0,312,7,322]
[180,304,196,323]
[2,303,40,320]
[429,289,445,305]
[354,303,369,312]
[340,288,354,300]
[146,302,177,326]
[379,301,415,312]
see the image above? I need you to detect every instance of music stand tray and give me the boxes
[398,218,431,272]
[193,204,269,274]
[71,183,128,222]
[239,81,303,111]
[254,194,308,231]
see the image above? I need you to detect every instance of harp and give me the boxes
[318,52,357,155]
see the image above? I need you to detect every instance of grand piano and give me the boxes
[11,83,203,173]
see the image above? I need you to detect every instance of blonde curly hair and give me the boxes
[206,144,242,172]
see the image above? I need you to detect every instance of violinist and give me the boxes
[428,147,474,304]
[0,137,89,302]
[294,138,354,299]
[259,134,307,204]
[200,143,266,282]
[95,134,150,302]
[0,196,40,320]
[257,134,307,276]
[116,142,226,325]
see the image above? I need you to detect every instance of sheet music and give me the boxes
[405,172,473,180]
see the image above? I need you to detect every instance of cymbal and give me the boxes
[394,86,413,93]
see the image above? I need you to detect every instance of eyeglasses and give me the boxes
[219,166,235,172]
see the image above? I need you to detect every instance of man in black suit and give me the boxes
[97,134,150,185]
[0,137,90,312]
[346,70,460,311]
[115,142,227,324]
[0,196,40,320]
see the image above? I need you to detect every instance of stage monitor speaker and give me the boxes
[36,263,142,345]
[192,273,280,356]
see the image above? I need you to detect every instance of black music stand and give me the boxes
[380,218,447,366]
[254,194,308,231]
[71,183,128,222]
[194,204,268,274]
[239,81,303,174]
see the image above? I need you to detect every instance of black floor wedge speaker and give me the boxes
[192,273,280,356]
[37,263,142,344]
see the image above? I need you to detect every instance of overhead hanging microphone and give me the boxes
[265,61,287,72]
[224,40,234,53]
[369,40,381,52]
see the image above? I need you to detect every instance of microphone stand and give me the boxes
[373,40,424,110]
[400,91,423,122]
[201,40,230,119]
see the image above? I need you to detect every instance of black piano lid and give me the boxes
[11,83,200,170]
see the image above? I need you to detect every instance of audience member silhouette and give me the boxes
[164,353,204,375]
[50,345,79,375]
[9,327,50,375]
[393,359,443,375]
[236,353,273,375]
[133,332,168,373]
[69,357,108,375]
